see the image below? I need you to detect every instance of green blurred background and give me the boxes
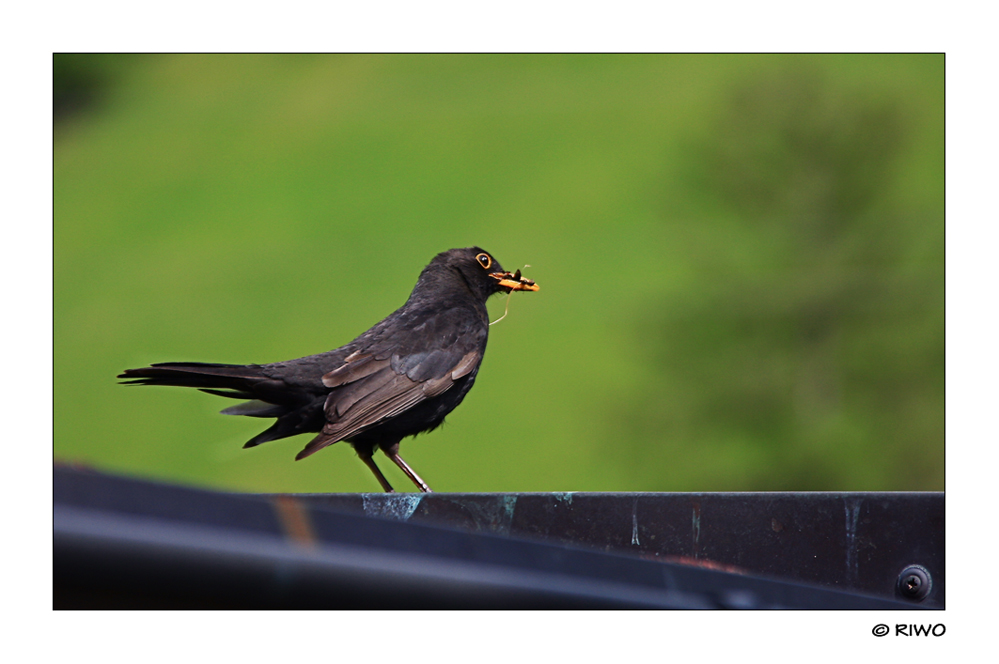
[54,54,943,493]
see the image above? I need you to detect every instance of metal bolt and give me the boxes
[896,564,932,601]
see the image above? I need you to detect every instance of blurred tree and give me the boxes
[619,66,943,490]
[54,54,141,123]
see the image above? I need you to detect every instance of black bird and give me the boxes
[118,247,539,493]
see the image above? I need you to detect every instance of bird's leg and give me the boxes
[357,449,396,493]
[382,443,433,493]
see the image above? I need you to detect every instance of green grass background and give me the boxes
[54,54,943,493]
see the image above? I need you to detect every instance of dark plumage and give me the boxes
[118,247,539,492]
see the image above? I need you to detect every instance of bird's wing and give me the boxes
[294,306,485,459]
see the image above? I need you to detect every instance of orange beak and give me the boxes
[490,269,539,292]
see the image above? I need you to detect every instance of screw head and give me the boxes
[896,564,932,601]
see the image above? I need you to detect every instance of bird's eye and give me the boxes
[476,253,492,269]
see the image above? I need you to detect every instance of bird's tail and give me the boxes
[117,361,274,397]
[118,362,317,447]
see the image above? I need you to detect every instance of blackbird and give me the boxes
[118,247,539,493]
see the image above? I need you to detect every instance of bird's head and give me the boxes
[429,247,539,302]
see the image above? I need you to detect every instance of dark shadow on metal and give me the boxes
[54,465,940,609]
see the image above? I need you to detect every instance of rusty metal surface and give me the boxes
[288,491,944,606]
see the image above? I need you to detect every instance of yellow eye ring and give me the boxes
[475,253,492,270]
